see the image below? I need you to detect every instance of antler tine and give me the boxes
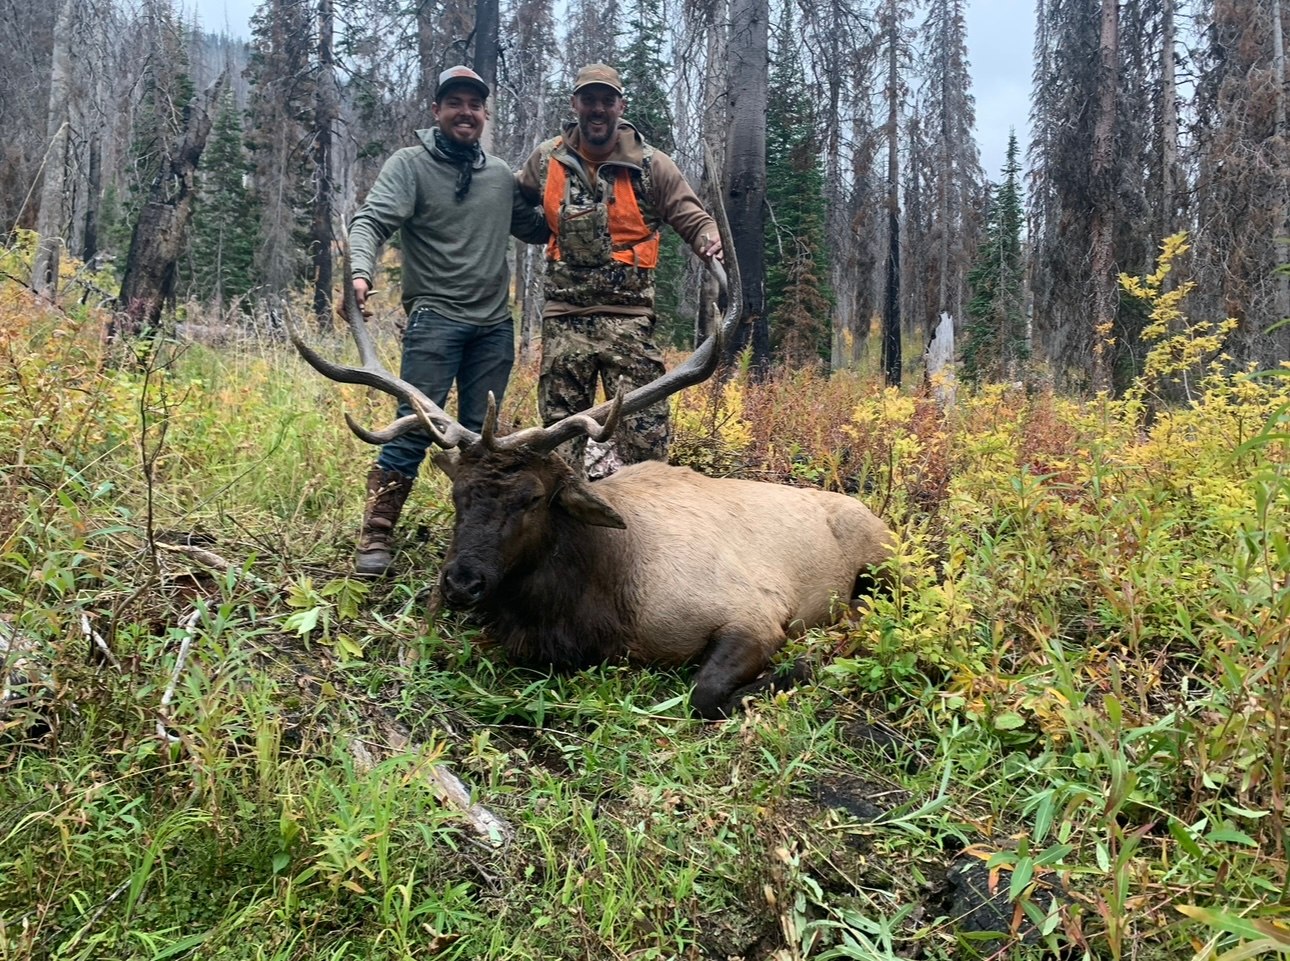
[481,392,501,450]
[345,411,452,447]
[491,378,627,452]
[286,249,481,451]
[587,379,625,442]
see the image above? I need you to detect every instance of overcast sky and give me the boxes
[184,0,1034,178]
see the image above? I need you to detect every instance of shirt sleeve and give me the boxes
[347,152,416,284]
[509,177,550,245]
[649,151,718,255]
[515,147,545,207]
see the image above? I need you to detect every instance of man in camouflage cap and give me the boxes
[517,63,723,472]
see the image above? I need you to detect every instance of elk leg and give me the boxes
[690,627,780,720]
[723,658,814,713]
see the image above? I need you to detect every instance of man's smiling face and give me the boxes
[433,86,487,146]
[572,86,625,149]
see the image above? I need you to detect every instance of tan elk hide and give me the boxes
[430,444,894,717]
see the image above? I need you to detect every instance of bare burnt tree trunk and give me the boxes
[82,131,101,266]
[902,114,927,344]
[504,0,555,362]
[522,246,544,363]
[723,0,769,373]
[935,19,950,323]
[311,0,338,329]
[32,0,78,300]
[882,6,902,386]
[515,243,529,358]
[698,0,729,348]
[507,0,555,361]
[473,0,499,152]
[1160,0,1179,236]
[115,72,228,338]
[1089,0,1119,392]
[824,20,848,370]
[417,0,437,115]
[74,10,109,275]
[846,101,883,370]
[418,0,475,113]
[1272,0,1290,322]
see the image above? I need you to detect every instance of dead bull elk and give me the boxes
[289,261,896,719]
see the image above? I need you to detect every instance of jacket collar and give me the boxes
[559,119,645,168]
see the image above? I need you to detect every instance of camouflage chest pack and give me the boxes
[540,140,662,311]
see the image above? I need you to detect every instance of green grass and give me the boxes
[2,283,1289,960]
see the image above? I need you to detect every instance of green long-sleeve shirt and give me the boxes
[348,130,549,324]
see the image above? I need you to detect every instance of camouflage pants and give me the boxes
[539,312,671,472]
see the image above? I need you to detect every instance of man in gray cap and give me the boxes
[517,63,723,473]
[347,65,549,576]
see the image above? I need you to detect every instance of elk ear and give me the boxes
[555,481,627,529]
[431,449,461,479]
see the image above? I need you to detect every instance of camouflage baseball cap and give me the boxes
[435,65,489,101]
[572,63,624,95]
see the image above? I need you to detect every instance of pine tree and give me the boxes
[962,133,1027,384]
[880,0,913,385]
[619,0,672,153]
[244,0,316,297]
[1028,0,1100,388]
[185,88,258,311]
[764,4,832,366]
[619,0,689,346]
[561,0,618,77]
[919,0,982,333]
[1191,0,1290,370]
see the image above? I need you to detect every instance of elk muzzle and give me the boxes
[439,552,497,609]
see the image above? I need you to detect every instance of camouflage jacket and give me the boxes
[517,120,717,318]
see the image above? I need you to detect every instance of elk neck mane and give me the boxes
[471,499,638,671]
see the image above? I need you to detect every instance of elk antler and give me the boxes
[478,386,626,452]
[284,254,481,450]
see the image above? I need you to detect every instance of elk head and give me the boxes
[429,439,627,608]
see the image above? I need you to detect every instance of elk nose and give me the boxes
[441,564,487,607]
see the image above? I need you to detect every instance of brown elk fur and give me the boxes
[433,446,896,719]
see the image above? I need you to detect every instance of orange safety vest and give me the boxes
[543,148,660,269]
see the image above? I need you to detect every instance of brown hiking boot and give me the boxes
[355,465,414,576]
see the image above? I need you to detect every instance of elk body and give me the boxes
[433,445,893,716]
[291,259,895,717]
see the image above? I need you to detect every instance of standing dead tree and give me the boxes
[722,0,769,374]
[1088,0,1119,392]
[114,72,229,340]
[311,0,338,330]
[31,0,80,300]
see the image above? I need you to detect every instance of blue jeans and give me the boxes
[376,309,515,478]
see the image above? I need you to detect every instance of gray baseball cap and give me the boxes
[435,65,489,101]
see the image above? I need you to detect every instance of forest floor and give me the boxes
[2,279,1290,960]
